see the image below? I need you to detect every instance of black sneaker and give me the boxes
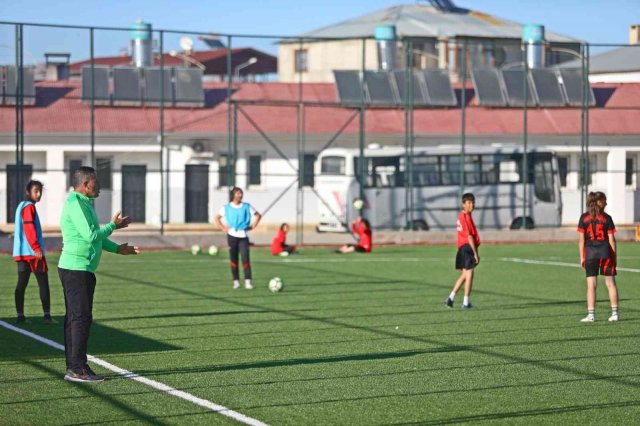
[445,298,453,308]
[64,368,105,383]
[461,303,474,310]
[16,315,31,324]
[43,315,57,324]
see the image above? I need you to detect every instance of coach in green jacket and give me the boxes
[59,166,139,383]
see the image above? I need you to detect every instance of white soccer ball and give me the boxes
[208,245,219,256]
[353,198,364,210]
[279,251,289,257]
[190,244,202,255]
[268,277,284,293]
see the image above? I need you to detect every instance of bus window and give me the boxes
[464,155,481,185]
[534,153,555,202]
[499,158,520,183]
[441,155,461,185]
[413,156,439,186]
[481,155,499,184]
[321,156,346,175]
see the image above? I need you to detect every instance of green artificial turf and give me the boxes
[1,243,639,425]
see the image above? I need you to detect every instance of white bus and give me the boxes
[315,145,562,231]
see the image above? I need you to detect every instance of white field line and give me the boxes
[499,257,640,273]
[114,257,445,264]
[0,320,268,426]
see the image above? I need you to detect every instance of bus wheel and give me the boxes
[411,220,429,231]
[510,217,535,230]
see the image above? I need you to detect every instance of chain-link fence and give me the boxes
[1,21,638,241]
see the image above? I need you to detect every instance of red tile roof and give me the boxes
[1,81,639,136]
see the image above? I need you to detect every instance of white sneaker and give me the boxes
[244,281,254,290]
[233,281,241,289]
[580,315,595,322]
[608,314,619,322]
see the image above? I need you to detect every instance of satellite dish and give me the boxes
[179,36,194,52]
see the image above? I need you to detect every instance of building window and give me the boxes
[96,158,112,190]
[218,154,229,187]
[294,49,308,73]
[557,156,568,187]
[626,157,635,187]
[248,155,262,186]
[67,159,83,188]
[302,154,315,187]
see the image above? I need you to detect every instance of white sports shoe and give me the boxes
[580,315,595,322]
[608,314,619,322]
[233,281,241,289]
[245,281,254,290]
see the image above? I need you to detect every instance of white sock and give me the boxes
[463,296,470,306]
[245,279,252,285]
[449,292,456,300]
[233,280,240,286]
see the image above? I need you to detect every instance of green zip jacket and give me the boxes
[58,191,119,272]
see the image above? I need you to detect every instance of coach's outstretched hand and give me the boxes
[117,243,140,255]
[112,210,132,229]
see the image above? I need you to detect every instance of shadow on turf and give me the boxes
[0,316,182,361]
[132,349,458,377]
[6,358,175,425]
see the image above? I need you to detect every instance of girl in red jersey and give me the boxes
[445,193,480,309]
[271,223,296,256]
[13,180,53,324]
[577,192,619,322]
[337,217,372,253]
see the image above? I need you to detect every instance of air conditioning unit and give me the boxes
[190,141,214,159]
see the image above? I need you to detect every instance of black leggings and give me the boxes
[15,261,50,315]
[228,235,252,280]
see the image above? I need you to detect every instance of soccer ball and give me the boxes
[190,244,202,255]
[208,245,219,256]
[268,277,284,293]
[353,198,364,210]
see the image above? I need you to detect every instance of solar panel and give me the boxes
[112,67,142,105]
[392,70,428,106]
[174,68,204,106]
[557,68,595,107]
[81,66,110,105]
[421,69,457,107]
[363,70,398,105]
[530,68,565,107]
[5,66,36,105]
[471,68,507,107]
[144,67,173,105]
[334,70,364,106]
[501,69,537,107]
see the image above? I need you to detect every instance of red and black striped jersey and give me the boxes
[577,212,616,246]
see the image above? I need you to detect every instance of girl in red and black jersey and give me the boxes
[13,180,53,324]
[577,191,619,322]
[445,193,480,309]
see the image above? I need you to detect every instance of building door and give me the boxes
[122,165,146,223]
[6,164,33,222]
[185,164,209,223]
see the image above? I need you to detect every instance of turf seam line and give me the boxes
[0,320,269,426]
[499,257,640,273]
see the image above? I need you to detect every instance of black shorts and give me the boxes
[17,257,48,274]
[585,257,616,277]
[346,244,367,253]
[455,244,477,270]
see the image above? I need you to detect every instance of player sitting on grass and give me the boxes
[445,193,480,309]
[578,191,619,322]
[336,217,372,254]
[271,223,296,256]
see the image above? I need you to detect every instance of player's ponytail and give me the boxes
[587,191,606,217]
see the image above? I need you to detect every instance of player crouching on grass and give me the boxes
[578,191,619,322]
[445,193,480,309]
